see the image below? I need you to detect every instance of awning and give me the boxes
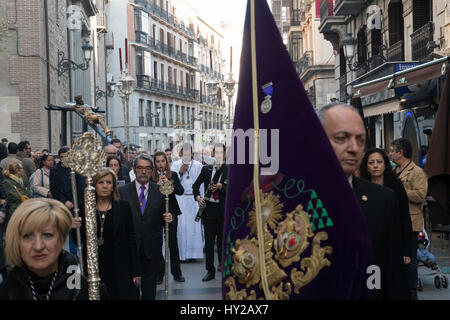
[353,56,449,98]
[362,99,400,117]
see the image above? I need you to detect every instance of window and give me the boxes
[153,61,158,80]
[162,103,167,127]
[139,99,144,126]
[389,2,404,45]
[357,26,367,65]
[161,64,165,82]
[168,66,172,84]
[144,51,151,76]
[146,101,153,127]
[289,31,302,63]
[169,104,173,125]
[155,102,160,127]
[136,52,144,75]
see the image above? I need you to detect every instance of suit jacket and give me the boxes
[50,162,85,206]
[150,170,184,216]
[353,177,408,300]
[398,161,428,231]
[118,181,166,260]
[192,164,228,219]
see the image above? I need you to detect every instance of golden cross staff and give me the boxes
[62,150,84,277]
[159,179,174,300]
[68,132,105,300]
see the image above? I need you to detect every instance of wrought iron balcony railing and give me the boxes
[386,40,404,61]
[411,21,434,61]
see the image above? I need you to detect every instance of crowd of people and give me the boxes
[0,104,434,299]
[0,137,227,300]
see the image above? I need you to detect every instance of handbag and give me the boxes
[13,185,30,203]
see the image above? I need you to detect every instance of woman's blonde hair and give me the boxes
[3,162,22,178]
[5,198,73,266]
[93,168,119,201]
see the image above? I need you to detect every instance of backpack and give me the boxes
[30,169,45,198]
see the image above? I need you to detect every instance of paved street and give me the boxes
[418,233,450,300]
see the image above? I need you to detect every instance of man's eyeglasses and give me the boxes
[136,166,153,172]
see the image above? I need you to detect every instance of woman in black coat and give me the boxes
[360,148,413,260]
[76,168,140,300]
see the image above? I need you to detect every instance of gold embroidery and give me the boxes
[247,191,283,235]
[224,277,260,300]
[232,238,260,288]
[271,282,292,300]
[273,205,313,267]
[290,231,333,294]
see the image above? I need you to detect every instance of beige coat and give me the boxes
[32,168,51,197]
[398,161,428,232]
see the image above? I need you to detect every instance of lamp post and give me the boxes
[342,33,386,73]
[206,80,220,144]
[116,69,135,153]
[223,73,236,146]
[57,40,93,77]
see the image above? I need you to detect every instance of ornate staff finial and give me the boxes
[159,180,174,300]
[68,132,106,300]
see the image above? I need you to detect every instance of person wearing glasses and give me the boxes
[118,154,173,300]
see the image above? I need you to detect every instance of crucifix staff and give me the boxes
[67,132,106,300]
[62,150,84,276]
[159,179,174,300]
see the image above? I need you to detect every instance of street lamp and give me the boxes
[342,33,386,73]
[95,80,116,102]
[206,80,220,143]
[116,69,135,152]
[223,73,237,145]
[57,40,93,77]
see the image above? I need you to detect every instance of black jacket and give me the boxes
[150,170,184,216]
[192,164,228,219]
[353,177,408,300]
[118,181,166,260]
[50,162,85,206]
[0,252,108,300]
[75,200,140,299]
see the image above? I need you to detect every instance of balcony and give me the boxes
[136,75,199,102]
[290,9,301,26]
[296,51,314,76]
[140,1,195,40]
[386,40,404,61]
[334,0,367,16]
[139,116,145,126]
[411,21,434,61]
[135,31,197,68]
[319,0,346,34]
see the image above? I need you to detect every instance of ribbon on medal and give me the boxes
[261,82,273,114]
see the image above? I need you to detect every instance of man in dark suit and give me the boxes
[319,102,407,300]
[50,146,85,256]
[193,143,228,282]
[118,154,172,300]
[152,151,185,283]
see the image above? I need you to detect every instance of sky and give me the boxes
[189,0,251,81]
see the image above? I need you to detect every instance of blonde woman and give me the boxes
[0,198,105,300]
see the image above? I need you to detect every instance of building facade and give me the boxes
[319,0,449,165]
[0,0,109,152]
[106,0,227,154]
[284,0,337,109]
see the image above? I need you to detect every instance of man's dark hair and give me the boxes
[58,146,70,156]
[390,138,412,159]
[164,148,171,153]
[8,142,18,154]
[133,154,153,169]
[18,141,30,152]
[0,143,7,161]
[111,138,122,145]
[106,155,124,179]
[41,149,49,154]
[1,138,8,143]
[124,146,136,153]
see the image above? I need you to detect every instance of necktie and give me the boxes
[139,185,146,215]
